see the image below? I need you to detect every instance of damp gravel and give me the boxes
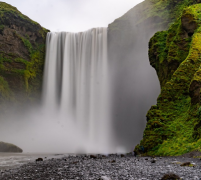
[0,154,201,180]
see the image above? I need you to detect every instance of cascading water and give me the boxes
[42,28,113,153]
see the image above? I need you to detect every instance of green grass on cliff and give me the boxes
[0,2,39,25]
[13,39,45,93]
[136,4,201,156]
[0,37,45,95]
[135,0,200,28]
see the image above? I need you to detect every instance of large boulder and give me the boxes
[0,141,22,153]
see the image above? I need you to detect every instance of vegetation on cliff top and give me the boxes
[0,2,39,26]
[139,0,200,27]
[136,3,201,156]
[110,0,201,33]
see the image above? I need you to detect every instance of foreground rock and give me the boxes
[1,154,201,180]
[100,176,112,180]
[0,141,22,153]
[161,173,180,180]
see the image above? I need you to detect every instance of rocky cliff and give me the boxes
[0,2,48,111]
[108,0,201,149]
[136,3,201,156]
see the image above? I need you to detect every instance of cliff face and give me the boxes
[0,2,48,111]
[136,4,201,156]
[108,0,201,148]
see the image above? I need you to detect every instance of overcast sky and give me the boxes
[3,0,144,32]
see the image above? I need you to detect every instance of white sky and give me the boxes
[2,0,144,32]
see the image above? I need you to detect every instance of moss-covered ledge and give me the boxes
[135,4,201,156]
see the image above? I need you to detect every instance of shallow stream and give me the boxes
[0,153,67,170]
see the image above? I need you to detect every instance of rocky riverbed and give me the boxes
[1,153,201,180]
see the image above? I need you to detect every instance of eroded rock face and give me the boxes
[0,141,22,153]
[189,80,201,105]
[136,4,201,156]
[0,2,49,108]
[181,12,197,36]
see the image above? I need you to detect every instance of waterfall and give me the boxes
[42,28,113,153]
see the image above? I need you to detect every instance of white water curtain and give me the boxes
[42,28,112,152]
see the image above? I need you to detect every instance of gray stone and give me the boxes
[100,176,112,180]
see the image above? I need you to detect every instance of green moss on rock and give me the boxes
[136,4,201,156]
[0,2,49,106]
[0,2,39,26]
[0,76,13,100]
[108,0,201,58]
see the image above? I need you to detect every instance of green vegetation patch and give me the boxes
[0,76,13,101]
[135,4,201,156]
[135,0,200,28]
[0,2,49,104]
[16,36,45,93]
[0,2,39,25]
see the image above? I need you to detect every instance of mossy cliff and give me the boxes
[108,0,201,146]
[135,4,201,156]
[0,2,48,110]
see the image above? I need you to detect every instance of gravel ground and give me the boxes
[1,153,201,180]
